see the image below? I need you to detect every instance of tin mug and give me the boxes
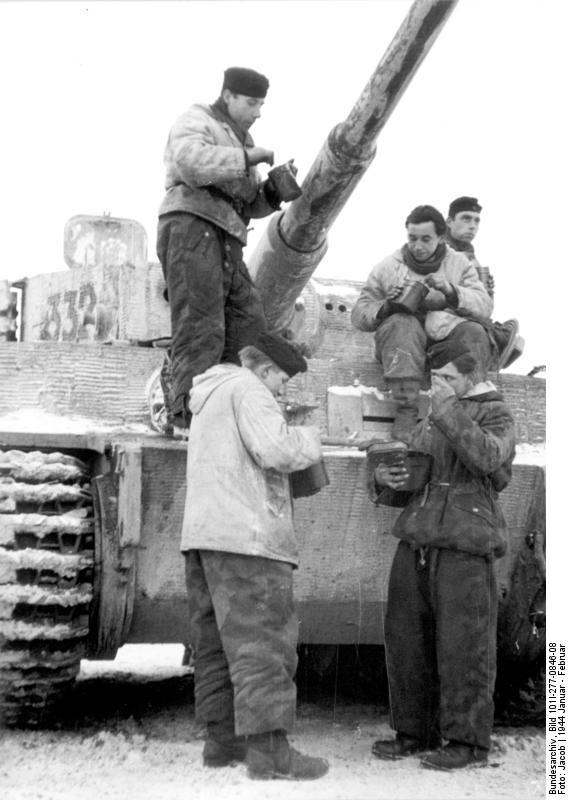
[290,459,330,498]
[268,160,302,202]
[391,281,429,314]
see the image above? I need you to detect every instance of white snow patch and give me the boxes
[0,408,151,435]
[514,442,546,466]
[80,643,189,680]
[312,278,362,298]
[329,384,390,399]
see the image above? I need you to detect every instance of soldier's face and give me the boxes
[431,362,472,398]
[259,365,290,398]
[406,222,442,261]
[446,211,481,243]
[223,91,264,130]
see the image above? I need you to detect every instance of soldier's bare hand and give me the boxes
[422,289,447,311]
[374,463,409,490]
[425,273,452,296]
[247,147,275,166]
[430,374,455,413]
[386,283,405,301]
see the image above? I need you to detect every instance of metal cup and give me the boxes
[268,160,302,202]
[391,281,429,314]
[290,459,330,498]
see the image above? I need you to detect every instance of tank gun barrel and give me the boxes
[248,0,459,333]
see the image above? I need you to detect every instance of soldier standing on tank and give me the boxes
[351,204,494,441]
[370,340,516,770]
[181,331,329,781]
[157,67,287,430]
[445,195,523,370]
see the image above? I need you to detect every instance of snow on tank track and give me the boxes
[0,450,94,726]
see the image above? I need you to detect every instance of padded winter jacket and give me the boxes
[351,246,493,342]
[159,103,276,245]
[378,383,516,558]
[180,364,322,564]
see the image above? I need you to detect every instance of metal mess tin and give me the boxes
[390,281,429,314]
[290,459,330,498]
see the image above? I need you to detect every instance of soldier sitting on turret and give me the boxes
[351,204,494,440]
[445,195,523,370]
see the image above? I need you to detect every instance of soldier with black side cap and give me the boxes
[446,195,524,371]
[181,332,329,781]
[157,67,288,430]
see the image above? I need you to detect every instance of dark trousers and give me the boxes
[157,212,267,418]
[185,550,298,737]
[384,541,498,749]
[375,315,493,381]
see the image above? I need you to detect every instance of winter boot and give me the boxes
[492,319,524,370]
[246,729,329,781]
[372,732,440,761]
[421,741,488,771]
[202,721,246,768]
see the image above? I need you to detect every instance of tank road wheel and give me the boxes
[0,450,94,727]
[146,351,175,436]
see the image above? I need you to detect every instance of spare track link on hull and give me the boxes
[0,449,94,726]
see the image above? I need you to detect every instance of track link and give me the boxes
[0,449,94,726]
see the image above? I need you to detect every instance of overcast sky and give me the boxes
[0,0,563,625]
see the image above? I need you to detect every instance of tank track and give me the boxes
[0,449,94,726]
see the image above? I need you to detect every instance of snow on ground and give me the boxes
[0,645,545,800]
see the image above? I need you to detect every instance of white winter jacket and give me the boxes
[180,364,322,565]
[159,103,275,244]
[351,246,493,341]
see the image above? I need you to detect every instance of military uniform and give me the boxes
[186,550,298,736]
[376,382,515,750]
[351,244,493,381]
[156,213,268,420]
[182,357,322,741]
[158,91,280,424]
[445,230,522,371]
